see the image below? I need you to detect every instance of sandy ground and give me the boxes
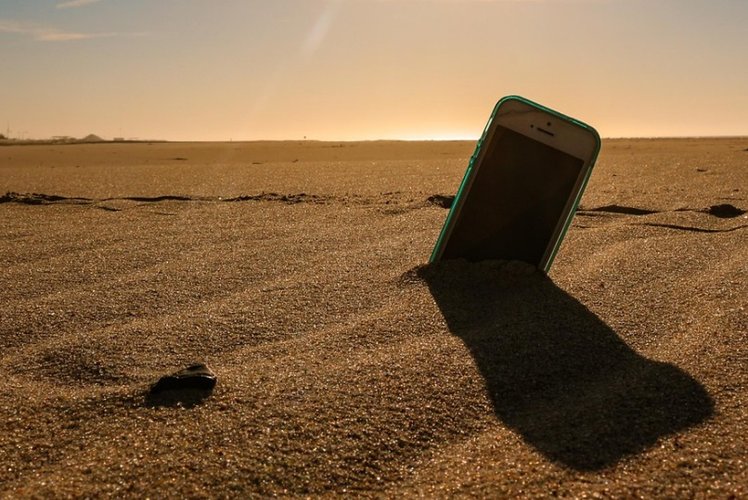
[0,139,746,497]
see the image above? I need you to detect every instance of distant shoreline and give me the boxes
[1,136,747,147]
[0,139,169,147]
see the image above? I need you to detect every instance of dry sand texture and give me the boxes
[0,139,746,497]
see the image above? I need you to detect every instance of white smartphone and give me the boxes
[430,95,601,272]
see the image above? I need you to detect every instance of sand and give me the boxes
[0,138,746,497]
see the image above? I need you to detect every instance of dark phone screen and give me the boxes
[442,126,583,265]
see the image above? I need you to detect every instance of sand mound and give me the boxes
[80,134,104,143]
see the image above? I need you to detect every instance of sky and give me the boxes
[1,0,746,141]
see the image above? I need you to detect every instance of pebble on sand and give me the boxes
[150,363,217,395]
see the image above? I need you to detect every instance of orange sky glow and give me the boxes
[1,0,746,141]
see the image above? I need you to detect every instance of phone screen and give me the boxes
[441,126,584,265]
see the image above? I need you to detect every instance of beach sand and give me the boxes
[1,138,746,497]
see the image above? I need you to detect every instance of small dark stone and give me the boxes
[426,194,454,209]
[150,363,217,395]
[705,204,746,219]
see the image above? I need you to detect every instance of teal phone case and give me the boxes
[429,95,601,272]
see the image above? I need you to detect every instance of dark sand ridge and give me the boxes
[0,139,746,496]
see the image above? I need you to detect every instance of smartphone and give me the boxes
[430,95,601,272]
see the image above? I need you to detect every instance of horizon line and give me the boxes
[3,135,748,144]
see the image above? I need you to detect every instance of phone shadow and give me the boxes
[414,260,713,471]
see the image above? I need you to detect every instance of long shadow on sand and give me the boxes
[415,260,713,471]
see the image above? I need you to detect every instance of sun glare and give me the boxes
[398,132,479,141]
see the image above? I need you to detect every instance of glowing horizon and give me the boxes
[1,1,746,142]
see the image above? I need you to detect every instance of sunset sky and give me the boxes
[1,0,746,141]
